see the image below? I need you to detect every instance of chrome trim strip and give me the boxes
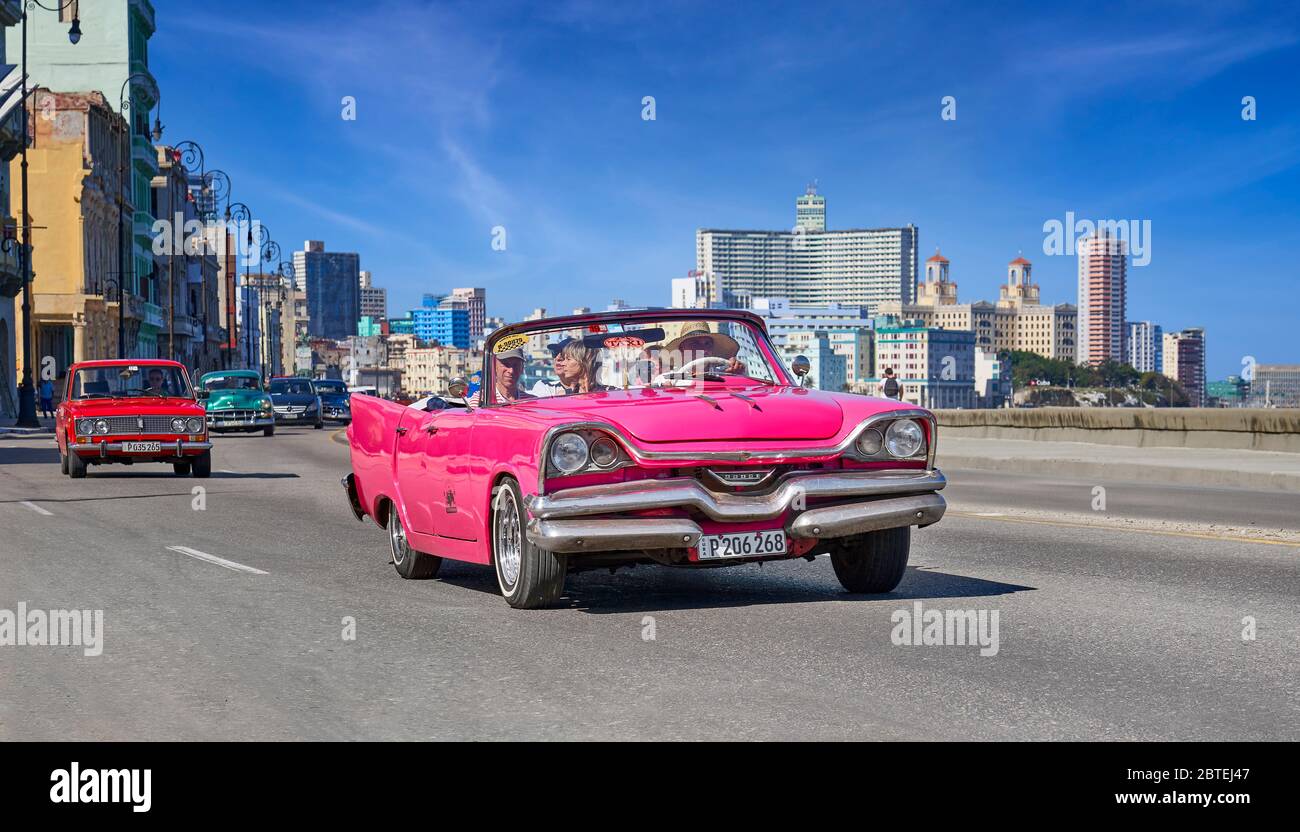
[527,468,946,523]
[536,408,937,493]
[527,517,703,553]
[788,493,947,538]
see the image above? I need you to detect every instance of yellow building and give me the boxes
[12,89,128,381]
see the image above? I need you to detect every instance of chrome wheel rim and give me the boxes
[495,489,522,588]
[389,511,407,565]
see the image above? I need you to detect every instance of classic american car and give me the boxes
[343,309,946,608]
[56,359,212,478]
[198,369,276,435]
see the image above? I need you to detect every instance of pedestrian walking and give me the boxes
[39,377,55,418]
[882,367,901,400]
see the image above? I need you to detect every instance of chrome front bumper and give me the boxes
[524,469,947,553]
[74,440,213,458]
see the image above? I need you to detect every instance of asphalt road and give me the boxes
[1,426,1296,741]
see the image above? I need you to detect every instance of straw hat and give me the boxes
[662,321,739,359]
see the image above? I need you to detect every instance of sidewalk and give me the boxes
[0,416,55,437]
[938,436,1300,492]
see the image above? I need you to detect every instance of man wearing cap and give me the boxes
[661,321,746,377]
[488,347,534,403]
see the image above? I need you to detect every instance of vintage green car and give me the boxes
[197,370,276,436]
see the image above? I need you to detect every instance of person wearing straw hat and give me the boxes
[661,321,745,377]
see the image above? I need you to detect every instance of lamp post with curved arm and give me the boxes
[258,237,280,378]
[113,71,161,360]
[226,202,254,370]
[12,0,84,426]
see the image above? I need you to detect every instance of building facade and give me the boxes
[870,321,977,409]
[877,253,1076,361]
[0,0,25,417]
[1251,364,1300,408]
[1127,320,1163,374]
[294,240,360,341]
[1162,327,1206,407]
[778,331,847,391]
[1077,230,1127,366]
[358,270,386,321]
[695,190,918,315]
[450,287,486,339]
[13,90,126,384]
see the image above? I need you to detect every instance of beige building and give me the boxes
[878,252,1076,362]
[14,90,128,380]
[404,344,477,396]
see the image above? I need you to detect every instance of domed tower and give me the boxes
[918,248,958,306]
[999,253,1040,308]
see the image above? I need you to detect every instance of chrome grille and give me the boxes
[100,415,183,434]
[208,409,260,423]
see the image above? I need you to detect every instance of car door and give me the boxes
[423,407,480,542]
[393,408,443,536]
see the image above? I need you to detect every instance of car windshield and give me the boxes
[72,365,193,399]
[314,381,346,394]
[270,379,314,395]
[203,375,260,391]
[485,316,782,405]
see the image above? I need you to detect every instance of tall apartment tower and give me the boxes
[795,183,826,231]
[1127,321,1163,373]
[1077,230,1127,366]
[294,241,361,341]
[1163,328,1206,406]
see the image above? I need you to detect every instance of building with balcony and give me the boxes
[0,0,24,417]
[1127,320,1163,374]
[11,90,127,384]
[1163,327,1206,407]
[1250,364,1300,408]
[10,0,161,358]
[1077,230,1127,366]
[868,320,977,409]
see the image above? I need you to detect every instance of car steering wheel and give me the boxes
[652,356,730,385]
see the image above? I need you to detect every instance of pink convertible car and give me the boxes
[343,309,946,608]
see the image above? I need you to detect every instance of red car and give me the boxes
[56,359,213,478]
[344,309,946,608]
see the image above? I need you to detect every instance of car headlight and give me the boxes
[884,419,924,458]
[93,419,109,435]
[171,417,188,433]
[589,436,620,468]
[855,428,884,456]
[186,417,204,433]
[260,400,273,411]
[549,432,589,474]
[76,418,94,436]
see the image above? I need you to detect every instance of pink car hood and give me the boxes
[516,386,844,443]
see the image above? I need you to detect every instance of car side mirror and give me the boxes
[791,355,811,378]
[447,378,469,399]
[197,388,209,400]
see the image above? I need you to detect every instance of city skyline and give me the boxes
[146,0,1300,379]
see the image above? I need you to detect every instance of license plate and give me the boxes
[697,529,788,560]
[122,441,161,453]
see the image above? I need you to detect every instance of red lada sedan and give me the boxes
[56,359,213,478]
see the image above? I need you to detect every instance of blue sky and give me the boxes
[152,0,1299,379]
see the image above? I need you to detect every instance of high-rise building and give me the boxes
[670,270,712,309]
[294,240,361,341]
[450,287,486,338]
[411,295,469,348]
[1077,230,1127,366]
[1127,321,1163,373]
[795,183,826,231]
[1163,328,1206,406]
[10,0,162,357]
[358,271,387,320]
[695,189,918,315]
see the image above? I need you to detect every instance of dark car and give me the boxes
[312,378,352,425]
[268,377,323,429]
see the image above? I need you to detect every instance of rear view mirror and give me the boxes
[447,378,469,399]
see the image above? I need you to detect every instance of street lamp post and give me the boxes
[114,71,161,360]
[12,0,84,427]
[259,238,280,379]
[226,202,253,370]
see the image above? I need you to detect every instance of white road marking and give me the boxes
[972,511,1005,517]
[20,501,53,516]
[219,469,237,474]
[165,545,268,575]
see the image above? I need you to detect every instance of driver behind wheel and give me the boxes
[661,321,745,376]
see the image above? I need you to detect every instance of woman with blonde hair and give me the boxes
[531,337,605,396]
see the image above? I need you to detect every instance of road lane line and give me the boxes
[949,510,1300,548]
[166,545,268,575]
[20,501,53,516]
